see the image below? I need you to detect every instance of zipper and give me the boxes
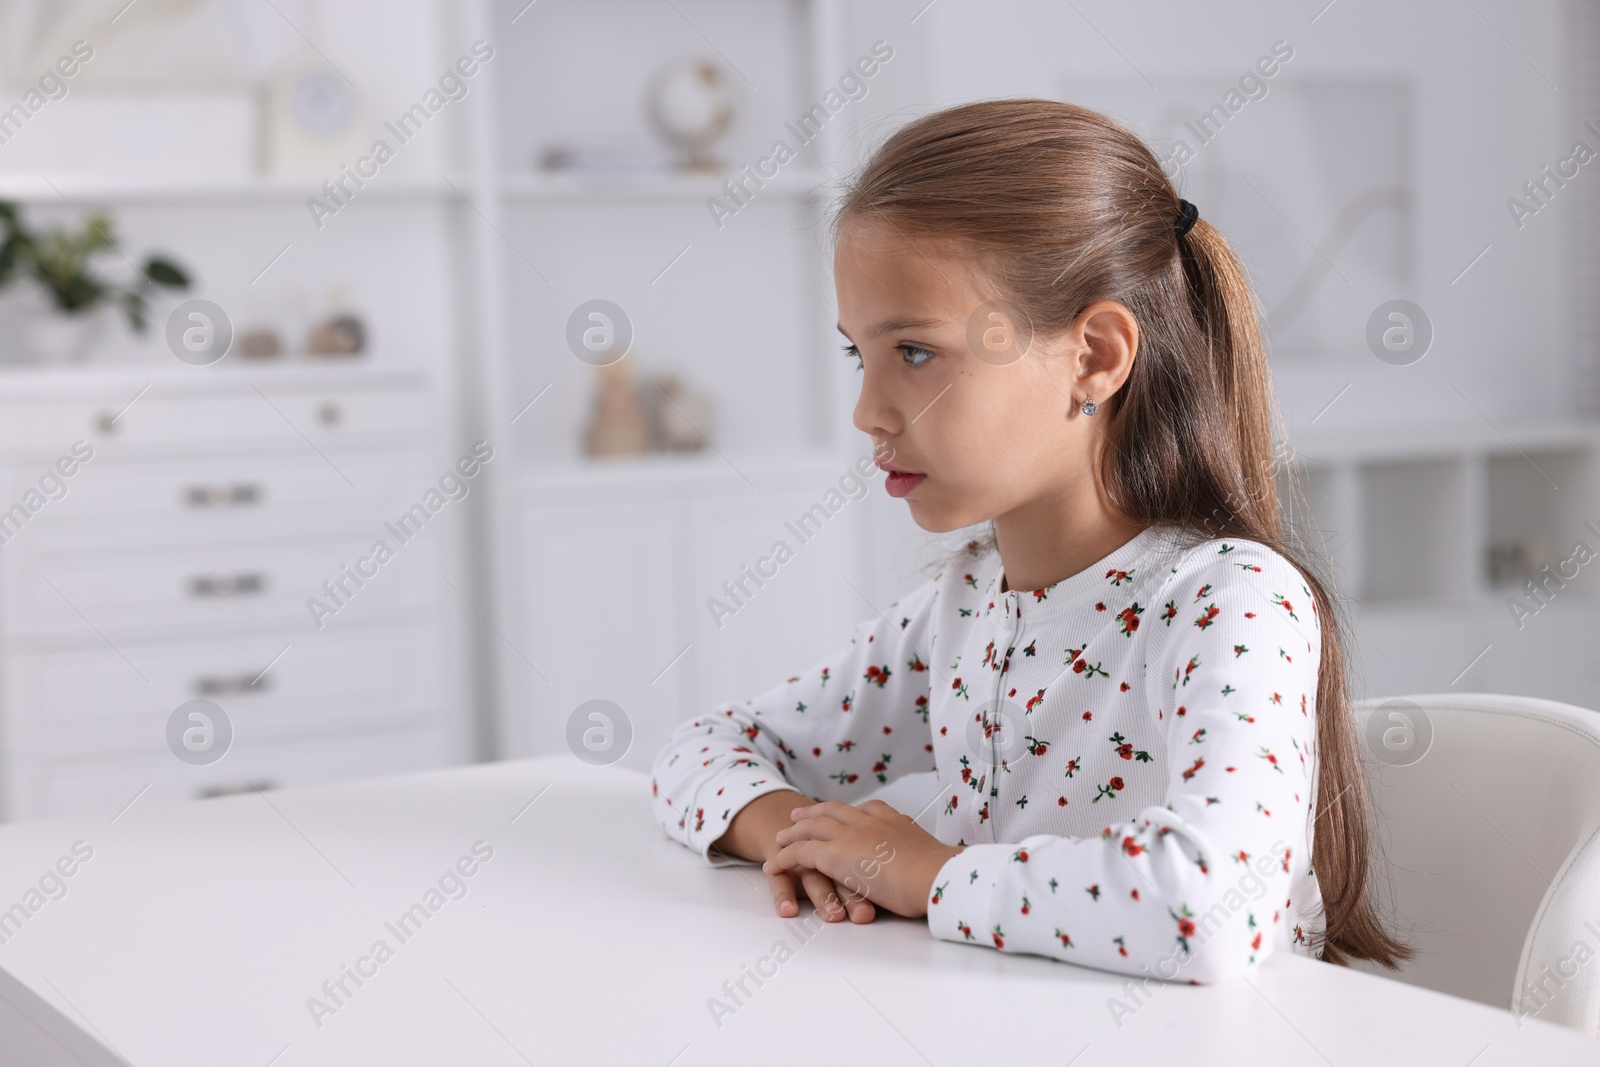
[988,595,1025,844]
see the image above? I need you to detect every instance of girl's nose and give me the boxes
[852,366,903,439]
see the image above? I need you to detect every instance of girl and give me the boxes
[650,99,1411,982]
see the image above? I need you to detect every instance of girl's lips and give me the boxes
[884,471,926,498]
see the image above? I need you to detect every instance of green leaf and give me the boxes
[119,290,146,333]
[143,256,188,288]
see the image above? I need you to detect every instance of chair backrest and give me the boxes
[1350,692,1600,1036]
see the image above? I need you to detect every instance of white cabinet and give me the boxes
[502,453,872,774]
[0,368,470,820]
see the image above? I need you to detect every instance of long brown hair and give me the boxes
[833,98,1411,969]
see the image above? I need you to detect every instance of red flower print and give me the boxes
[1055,929,1075,948]
[864,664,891,687]
[1093,778,1123,803]
[1170,904,1197,953]
[1181,757,1205,781]
[1094,601,1106,612]
[1081,710,1093,721]
[992,925,1006,949]
[1122,836,1145,856]
[1108,732,1151,762]
[1193,603,1220,630]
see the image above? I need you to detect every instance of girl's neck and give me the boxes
[993,497,1147,594]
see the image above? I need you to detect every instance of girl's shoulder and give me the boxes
[1160,531,1314,584]
[1152,529,1322,629]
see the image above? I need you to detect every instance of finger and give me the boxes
[763,840,824,879]
[833,875,877,923]
[790,800,864,824]
[799,868,847,921]
[767,869,801,919]
[774,815,845,846]
[857,798,905,819]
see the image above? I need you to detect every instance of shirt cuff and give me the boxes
[925,842,1011,946]
[686,777,805,868]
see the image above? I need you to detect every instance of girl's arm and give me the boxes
[650,574,942,867]
[924,542,1321,983]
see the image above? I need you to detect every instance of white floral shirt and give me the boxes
[650,525,1326,983]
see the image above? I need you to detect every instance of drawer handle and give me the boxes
[194,672,272,696]
[189,572,267,598]
[185,483,262,508]
[197,779,275,799]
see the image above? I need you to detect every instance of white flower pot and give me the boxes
[26,306,109,365]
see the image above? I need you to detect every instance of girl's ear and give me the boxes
[1067,300,1140,408]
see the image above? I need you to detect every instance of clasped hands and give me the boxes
[761,797,963,922]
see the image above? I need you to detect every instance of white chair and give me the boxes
[867,693,1600,1036]
[1351,692,1600,1037]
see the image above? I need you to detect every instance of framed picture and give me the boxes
[0,0,253,87]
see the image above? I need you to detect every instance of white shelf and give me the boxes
[516,445,854,486]
[500,168,832,202]
[0,361,429,400]
[1285,419,1600,464]
[0,174,462,205]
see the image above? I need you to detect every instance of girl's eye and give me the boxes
[840,343,936,372]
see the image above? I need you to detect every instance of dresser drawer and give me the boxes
[5,728,444,821]
[0,386,429,451]
[6,622,442,754]
[19,450,426,528]
[6,533,434,638]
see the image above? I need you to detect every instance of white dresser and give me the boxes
[0,365,470,820]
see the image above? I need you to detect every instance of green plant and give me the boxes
[0,200,189,332]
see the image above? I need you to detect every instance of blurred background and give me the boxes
[0,0,1593,819]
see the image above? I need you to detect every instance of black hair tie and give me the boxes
[1175,198,1199,238]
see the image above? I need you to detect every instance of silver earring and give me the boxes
[1080,396,1098,416]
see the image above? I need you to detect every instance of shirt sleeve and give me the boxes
[650,572,942,868]
[924,541,1321,983]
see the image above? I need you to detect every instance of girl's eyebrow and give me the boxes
[836,317,945,340]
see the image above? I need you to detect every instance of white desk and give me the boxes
[0,755,1592,1066]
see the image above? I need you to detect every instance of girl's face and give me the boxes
[834,220,1138,533]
